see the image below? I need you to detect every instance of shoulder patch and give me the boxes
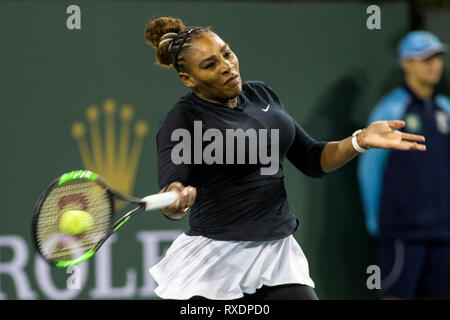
[436,94,450,117]
[404,113,422,133]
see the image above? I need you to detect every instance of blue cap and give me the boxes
[398,31,447,60]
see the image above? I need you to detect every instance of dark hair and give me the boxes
[145,17,211,72]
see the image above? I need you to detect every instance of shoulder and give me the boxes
[242,80,269,90]
[242,80,282,104]
[436,94,450,116]
[166,99,195,118]
[158,94,202,133]
[370,87,412,122]
[376,87,411,111]
[242,80,276,94]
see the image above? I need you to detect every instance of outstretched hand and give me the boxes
[360,120,426,151]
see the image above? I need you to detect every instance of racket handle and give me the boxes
[142,192,179,211]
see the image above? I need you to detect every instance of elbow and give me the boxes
[319,148,333,175]
[319,160,334,175]
[304,161,328,178]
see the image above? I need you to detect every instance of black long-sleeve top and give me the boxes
[156,81,327,241]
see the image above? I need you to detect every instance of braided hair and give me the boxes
[145,17,211,72]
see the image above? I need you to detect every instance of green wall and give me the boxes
[0,0,420,300]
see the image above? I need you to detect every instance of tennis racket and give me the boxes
[32,169,179,268]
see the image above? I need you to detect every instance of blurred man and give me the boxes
[358,31,450,299]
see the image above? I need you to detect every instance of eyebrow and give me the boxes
[199,43,229,66]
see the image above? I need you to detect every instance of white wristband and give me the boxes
[352,129,370,153]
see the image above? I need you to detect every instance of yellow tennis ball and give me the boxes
[59,210,94,235]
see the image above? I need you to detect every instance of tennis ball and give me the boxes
[59,210,94,235]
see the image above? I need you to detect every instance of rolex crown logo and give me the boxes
[71,99,149,209]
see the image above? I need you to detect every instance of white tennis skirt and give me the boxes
[149,232,315,300]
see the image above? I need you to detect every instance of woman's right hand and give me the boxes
[160,181,197,220]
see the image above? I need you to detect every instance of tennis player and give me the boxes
[144,17,426,300]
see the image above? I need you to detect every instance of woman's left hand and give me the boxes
[358,120,426,151]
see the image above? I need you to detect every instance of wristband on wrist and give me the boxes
[352,129,370,153]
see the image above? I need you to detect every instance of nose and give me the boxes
[220,58,233,74]
[429,57,443,71]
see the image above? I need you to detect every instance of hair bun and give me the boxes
[145,17,186,66]
[158,32,178,48]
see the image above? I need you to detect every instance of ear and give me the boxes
[399,60,407,76]
[400,58,412,73]
[179,72,197,89]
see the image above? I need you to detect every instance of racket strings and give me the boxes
[35,179,113,263]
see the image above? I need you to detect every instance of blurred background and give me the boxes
[0,0,449,300]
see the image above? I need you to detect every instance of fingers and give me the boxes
[386,120,405,129]
[390,141,426,151]
[399,131,426,151]
[400,132,426,143]
[166,181,184,193]
[160,182,196,214]
[381,121,425,143]
[407,142,426,151]
[178,186,197,210]
[185,186,197,207]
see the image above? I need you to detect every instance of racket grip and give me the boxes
[142,192,179,211]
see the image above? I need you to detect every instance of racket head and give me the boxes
[32,170,115,268]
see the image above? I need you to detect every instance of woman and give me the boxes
[144,17,426,300]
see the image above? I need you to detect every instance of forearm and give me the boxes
[320,136,360,173]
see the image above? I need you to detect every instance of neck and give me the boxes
[193,91,238,108]
[405,75,434,100]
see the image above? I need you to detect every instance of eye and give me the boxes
[205,62,215,69]
[224,50,232,57]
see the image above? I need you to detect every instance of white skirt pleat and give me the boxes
[149,233,315,300]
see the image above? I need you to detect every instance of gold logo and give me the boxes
[405,113,421,133]
[71,99,149,209]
